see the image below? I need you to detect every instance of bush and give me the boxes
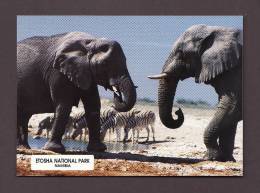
[137,97,156,103]
[176,98,210,107]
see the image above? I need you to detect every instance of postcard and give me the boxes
[17,16,243,176]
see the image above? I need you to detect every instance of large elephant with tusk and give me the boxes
[17,32,137,153]
[148,25,242,161]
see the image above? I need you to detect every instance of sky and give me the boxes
[17,16,243,106]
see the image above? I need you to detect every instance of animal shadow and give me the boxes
[84,152,204,164]
[137,140,170,145]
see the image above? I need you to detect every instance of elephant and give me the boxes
[148,25,242,161]
[17,32,137,153]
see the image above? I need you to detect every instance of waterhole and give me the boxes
[28,135,150,152]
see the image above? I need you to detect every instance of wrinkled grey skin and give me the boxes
[17,32,137,153]
[149,25,242,161]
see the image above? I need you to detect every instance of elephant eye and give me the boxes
[57,54,67,63]
[85,40,92,45]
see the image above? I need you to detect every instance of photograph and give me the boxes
[17,16,243,176]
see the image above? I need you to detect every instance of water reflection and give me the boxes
[28,135,150,152]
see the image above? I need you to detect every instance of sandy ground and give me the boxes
[17,101,243,176]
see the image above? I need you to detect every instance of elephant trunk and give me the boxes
[113,75,137,112]
[158,76,184,129]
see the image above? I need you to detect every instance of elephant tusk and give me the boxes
[112,86,121,97]
[112,86,118,92]
[147,73,167,79]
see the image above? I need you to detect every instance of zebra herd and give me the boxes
[34,108,156,143]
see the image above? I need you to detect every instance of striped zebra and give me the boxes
[100,109,140,142]
[71,113,88,141]
[36,114,74,139]
[35,115,55,137]
[71,108,117,141]
[124,110,156,143]
[71,112,88,141]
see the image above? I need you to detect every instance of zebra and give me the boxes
[71,113,88,141]
[35,115,74,139]
[35,115,54,138]
[71,108,117,141]
[123,110,156,143]
[100,108,140,142]
[69,111,87,141]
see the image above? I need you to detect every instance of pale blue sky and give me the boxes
[17,16,243,106]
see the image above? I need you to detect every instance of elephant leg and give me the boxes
[17,110,31,149]
[219,97,241,162]
[80,85,106,152]
[219,122,238,162]
[43,104,72,153]
[203,120,221,161]
[203,94,239,161]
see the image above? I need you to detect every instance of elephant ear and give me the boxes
[53,36,93,90]
[197,29,242,83]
